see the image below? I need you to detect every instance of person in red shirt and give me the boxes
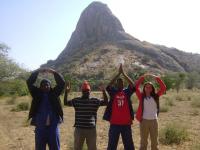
[135,74,166,150]
[103,64,135,150]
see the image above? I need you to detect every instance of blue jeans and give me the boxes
[35,125,60,150]
[107,125,135,150]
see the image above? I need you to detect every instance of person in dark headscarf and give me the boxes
[27,68,65,150]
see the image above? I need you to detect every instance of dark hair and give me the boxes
[40,79,51,87]
[142,82,159,115]
[143,82,156,97]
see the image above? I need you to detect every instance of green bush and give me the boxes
[11,80,29,96]
[159,123,189,145]
[0,79,28,96]
[11,102,29,112]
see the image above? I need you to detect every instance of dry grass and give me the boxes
[11,102,29,112]
[190,109,199,116]
[192,143,200,150]
[0,90,199,150]
[5,96,17,105]
[191,98,200,108]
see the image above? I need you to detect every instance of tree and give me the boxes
[0,43,9,57]
[162,73,176,90]
[0,43,24,81]
[186,72,200,89]
[174,73,186,93]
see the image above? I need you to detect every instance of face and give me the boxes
[144,83,153,95]
[117,79,124,90]
[82,90,90,98]
[40,82,51,93]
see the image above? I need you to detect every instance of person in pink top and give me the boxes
[135,74,166,150]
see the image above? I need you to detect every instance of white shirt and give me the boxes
[142,96,158,120]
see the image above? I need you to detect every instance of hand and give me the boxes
[65,81,71,93]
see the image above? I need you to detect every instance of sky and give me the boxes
[1,0,200,70]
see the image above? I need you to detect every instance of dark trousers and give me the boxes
[74,127,97,150]
[35,125,60,150]
[107,125,135,150]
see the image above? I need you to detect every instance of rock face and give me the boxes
[56,2,136,60]
[43,1,200,76]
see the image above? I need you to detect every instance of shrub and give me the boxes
[159,123,189,145]
[160,105,169,113]
[12,80,29,96]
[0,79,28,96]
[11,102,29,112]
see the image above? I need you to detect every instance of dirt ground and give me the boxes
[0,90,199,150]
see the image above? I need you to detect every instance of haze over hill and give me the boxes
[42,1,200,79]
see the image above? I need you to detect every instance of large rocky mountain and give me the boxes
[42,1,200,79]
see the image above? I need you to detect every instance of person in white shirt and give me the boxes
[135,74,166,150]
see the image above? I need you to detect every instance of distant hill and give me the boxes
[42,1,200,79]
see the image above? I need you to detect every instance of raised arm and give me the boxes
[48,68,65,96]
[120,64,134,87]
[106,65,121,96]
[154,76,166,96]
[26,70,40,96]
[63,81,73,106]
[135,75,145,101]
[99,84,108,106]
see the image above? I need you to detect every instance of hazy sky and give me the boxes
[1,0,200,70]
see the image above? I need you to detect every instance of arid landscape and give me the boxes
[0,90,199,150]
[1,1,200,150]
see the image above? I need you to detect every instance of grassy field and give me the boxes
[0,90,199,150]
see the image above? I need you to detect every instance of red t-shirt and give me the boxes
[110,91,131,125]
